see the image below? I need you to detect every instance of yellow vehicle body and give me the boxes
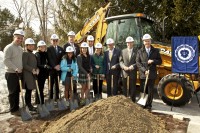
[74,2,200,106]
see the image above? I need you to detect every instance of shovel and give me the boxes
[56,72,68,110]
[85,76,93,105]
[70,77,79,111]
[137,70,150,106]
[34,75,50,118]
[127,76,130,98]
[111,75,114,96]
[95,74,100,101]
[45,76,55,111]
[17,73,32,121]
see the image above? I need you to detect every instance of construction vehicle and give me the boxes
[74,2,200,107]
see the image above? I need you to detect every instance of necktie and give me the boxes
[128,50,132,60]
[55,46,58,54]
[109,51,112,61]
[147,48,150,57]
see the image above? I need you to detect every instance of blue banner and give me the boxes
[172,36,199,74]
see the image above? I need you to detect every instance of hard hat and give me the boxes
[25,38,35,45]
[66,46,74,52]
[68,31,75,36]
[87,35,94,41]
[126,36,134,43]
[37,40,46,47]
[142,34,152,40]
[95,43,102,48]
[50,34,59,40]
[80,42,89,48]
[106,38,114,45]
[13,29,24,36]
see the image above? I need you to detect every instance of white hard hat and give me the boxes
[106,38,114,45]
[142,34,152,40]
[80,42,89,48]
[68,31,75,36]
[66,46,74,52]
[25,38,35,45]
[13,29,24,36]
[87,35,94,41]
[126,36,134,43]
[95,43,102,48]
[50,34,59,40]
[37,40,46,47]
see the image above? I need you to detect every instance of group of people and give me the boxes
[3,29,162,116]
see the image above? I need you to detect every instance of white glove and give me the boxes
[36,69,39,75]
[32,69,37,75]
[128,65,134,70]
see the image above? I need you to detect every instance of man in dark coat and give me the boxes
[63,31,80,57]
[120,36,137,102]
[104,38,121,96]
[47,34,64,100]
[136,34,162,109]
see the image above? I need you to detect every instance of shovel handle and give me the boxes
[143,70,150,94]
[35,78,42,104]
[111,75,113,95]
[127,76,129,97]
[70,77,73,99]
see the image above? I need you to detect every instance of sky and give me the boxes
[0,0,53,34]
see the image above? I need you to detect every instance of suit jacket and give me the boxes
[47,45,64,69]
[120,48,137,79]
[104,48,121,75]
[22,51,37,90]
[63,42,80,57]
[136,45,162,79]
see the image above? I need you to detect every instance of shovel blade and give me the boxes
[57,99,68,111]
[137,93,148,106]
[73,99,79,109]
[45,99,55,111]
[20,106,32,121]
[85,99,90,106]
[70,100,75,111]
[38,104,50,118]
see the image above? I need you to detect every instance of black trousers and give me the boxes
[106,73,119,97]
[25,84,33,107]
[35,74,46,104]
[140,79,155,107]
[93,79,103,94]
[5,73,20,112]
[122,77,136,102]
[49,70,60,100]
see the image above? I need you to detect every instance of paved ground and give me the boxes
[151,92,200,133]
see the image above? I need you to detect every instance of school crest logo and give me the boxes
[175,44,195,63]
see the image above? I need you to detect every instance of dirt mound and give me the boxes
[43,96,169,133]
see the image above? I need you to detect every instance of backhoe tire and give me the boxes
[157,74,193,107]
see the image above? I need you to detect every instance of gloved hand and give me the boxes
[15,68,22,73]
[128,65,134,70]
[95,65,100,69]
[123,66,129,71]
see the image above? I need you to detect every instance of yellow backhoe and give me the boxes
[74,2,200,107]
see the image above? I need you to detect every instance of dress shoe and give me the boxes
[11,110,21,116]
[28,106,37,112]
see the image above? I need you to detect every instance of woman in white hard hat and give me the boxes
[60,46,78,100]
[23,38,39,111]
[77,42,92,105]
[35,40,50,105]
[91,43,105,100]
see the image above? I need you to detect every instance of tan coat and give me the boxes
[22,51,37,90]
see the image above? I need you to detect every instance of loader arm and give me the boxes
[75,2,111,44]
